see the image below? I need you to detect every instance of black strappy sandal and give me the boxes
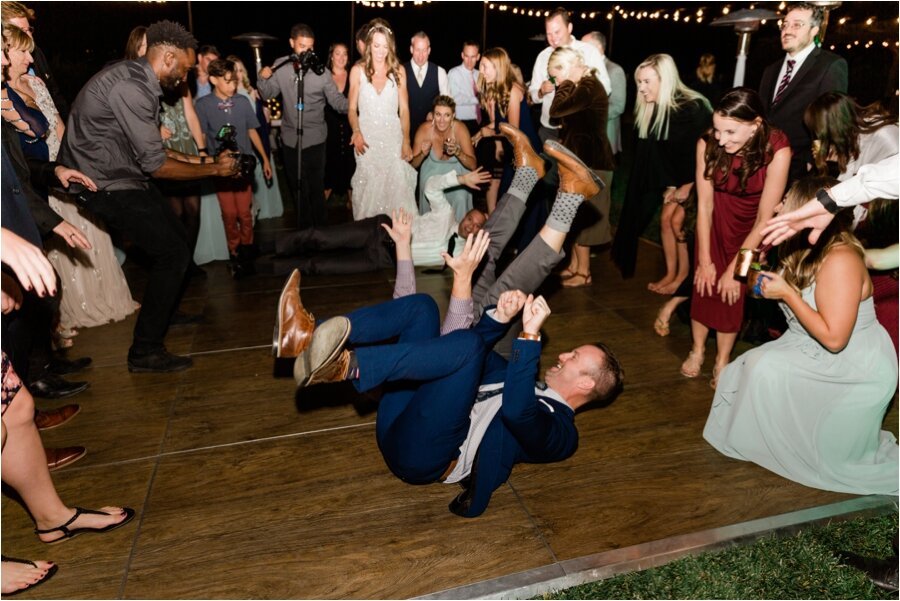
[34,507,136,545]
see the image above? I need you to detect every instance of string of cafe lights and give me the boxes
[356,1,432,7]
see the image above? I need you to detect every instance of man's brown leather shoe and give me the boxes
[544,139,605,198]
[35,404,81,431]
[294,317,351,387]
[45,446,86,472]
[273,269,315,358]
[499,122,545,179]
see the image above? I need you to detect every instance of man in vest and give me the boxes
[403,32,448,146]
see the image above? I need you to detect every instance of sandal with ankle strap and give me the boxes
[680,350,704,378]
[35,507,135,545]
[562,272,592,288]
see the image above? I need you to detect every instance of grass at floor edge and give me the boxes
[539,511,898,600]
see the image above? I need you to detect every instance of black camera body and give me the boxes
[215,124,257,178]
[297,49,326,76]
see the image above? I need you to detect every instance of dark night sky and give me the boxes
[32,1,899,108]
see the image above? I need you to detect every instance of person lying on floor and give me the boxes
[292,288,624,517]
[263,166,489,275]
[273,124,605,356]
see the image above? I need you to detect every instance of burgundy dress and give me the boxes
[691,129,790,333]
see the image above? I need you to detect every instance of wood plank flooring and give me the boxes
[3,225,897,599]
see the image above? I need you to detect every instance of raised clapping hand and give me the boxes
[380,208,413,248]
[1,228,57,297]
[443,229,490,281]
[493,289,527,324]
[522,294,551,335]
[459,167,492,190]
[760,198,835,247]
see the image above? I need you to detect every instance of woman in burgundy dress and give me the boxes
[684,88,791,387]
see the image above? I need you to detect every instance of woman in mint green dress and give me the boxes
[704,176,898,495]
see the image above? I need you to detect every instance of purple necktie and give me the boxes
[773,59,795,104]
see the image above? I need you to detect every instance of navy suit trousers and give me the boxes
[346,294,489,484]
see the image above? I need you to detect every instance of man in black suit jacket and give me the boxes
[759,2,847,182]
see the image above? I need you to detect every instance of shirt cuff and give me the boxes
[393,259,416,299]
[441,296,474,335]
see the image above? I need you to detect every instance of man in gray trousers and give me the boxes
[258,23,349,229]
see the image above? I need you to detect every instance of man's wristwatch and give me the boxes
[518,332,541,341]
[816,188,841,214]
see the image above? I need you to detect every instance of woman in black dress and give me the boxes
[324,43,355,209]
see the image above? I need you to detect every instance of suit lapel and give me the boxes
[771,47,822,108]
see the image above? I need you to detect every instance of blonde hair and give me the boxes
[634,53,710,140]
[779,176,865,290]
[547,47,597,81]
[364,24,403,85]
[226,54,251,92]
[479,47,520,119]
[1,1,34,22]
[1,21,32,52]
[695,53,716,84]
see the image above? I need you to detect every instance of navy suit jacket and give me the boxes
[759,47,848,179]
[449,312,578,517]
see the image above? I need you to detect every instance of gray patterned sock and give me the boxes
[546,192,584,233]
[508,166,539,202]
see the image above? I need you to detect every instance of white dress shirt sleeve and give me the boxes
[830,155,899,207]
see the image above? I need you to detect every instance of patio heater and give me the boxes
[712,8,780,87]
[232,32,278,72]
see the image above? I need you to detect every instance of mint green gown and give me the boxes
[704,283,898,495]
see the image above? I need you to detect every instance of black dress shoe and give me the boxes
[45,355,92,376]
[127,350,193,373]
[29,374,90,399]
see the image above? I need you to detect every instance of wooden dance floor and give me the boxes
[3,225,897,599]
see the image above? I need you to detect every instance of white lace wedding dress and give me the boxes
[350,69,417,221]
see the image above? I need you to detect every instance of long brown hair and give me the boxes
[478,47,520,119]
[363,23,403,86]
[778,176,865,290]
[703,88,773,192]
[804,92,898,175]
[124,25,147,60]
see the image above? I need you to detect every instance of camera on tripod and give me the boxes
[296,49,326,75]
[215,124,257,178]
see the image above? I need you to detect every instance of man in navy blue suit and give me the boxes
[294,288,623,517]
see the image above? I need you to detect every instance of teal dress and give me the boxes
[417,149,471,221]
[704,283,899,495]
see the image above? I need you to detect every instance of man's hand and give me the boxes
[52,220,91,250]
[160,125,173,140]
[539,79,555,97]
[53,165,97,192]
[381,208,413,247]
[458,167,492,190]
[1,228,56,297]
[259,66,273,80]
[493,289,526,324]
[214,152,240,177]
[522,294,551,335]
[1,273,23,314]
[443,229,490,281]
[262,158,272,180]
[761,198,835,246]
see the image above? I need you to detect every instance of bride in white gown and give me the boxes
[348,23,417,221]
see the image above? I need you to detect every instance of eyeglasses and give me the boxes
[780,20,809,31]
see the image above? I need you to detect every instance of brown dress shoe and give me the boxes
[499,122,546,179]
[544,139,605,198]
[35,404,81,431]
[294,317,351,387]
[45,446,86,472]
[273,269,315,358]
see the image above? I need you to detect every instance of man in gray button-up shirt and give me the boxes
[59,21,238,373]
[258,23,349,229]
